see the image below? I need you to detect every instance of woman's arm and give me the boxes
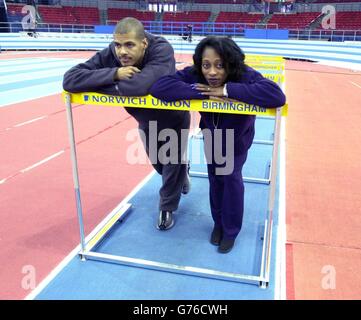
[150,67,205,102]
[226,68,286,108]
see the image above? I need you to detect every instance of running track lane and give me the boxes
[285,60,361,299]
[0,94,152,299]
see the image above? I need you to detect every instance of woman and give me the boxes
[150,36,286,253]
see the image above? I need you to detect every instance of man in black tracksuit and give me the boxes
[63,17,190,230]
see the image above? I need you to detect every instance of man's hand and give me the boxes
[114,66,141,80]
[192,83,224,97]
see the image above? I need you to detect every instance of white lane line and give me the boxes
[276,116,287,300]
[20,151,65,173]
[274,67,287,300]
[1,150,65,185]
[0,67,71,85]
[0,81,62,108]
[2,103,83,132]
[350,81,361,89]
[13,116,47,128]
[0,60,78,73]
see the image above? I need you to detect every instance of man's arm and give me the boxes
[115,41,176,97]
[63,47,119,94]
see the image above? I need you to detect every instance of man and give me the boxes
[186,24,193,43]
[63,17,190,230]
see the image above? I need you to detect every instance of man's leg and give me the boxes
[159,163,186,212]
[157,113,190,229]
[138,126,163,174]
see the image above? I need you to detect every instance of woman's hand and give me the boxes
[191,83,224,97]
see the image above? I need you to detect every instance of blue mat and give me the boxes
[34,117,281,300]
[35,173,279,300]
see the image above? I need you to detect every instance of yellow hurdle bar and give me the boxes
[246,54,285,60]
[63,92,288,117]
[263,74,284,83]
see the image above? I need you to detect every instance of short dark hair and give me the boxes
[192,36,247,83]
[114,17,145,40]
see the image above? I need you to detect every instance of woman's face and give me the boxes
[201,47,227,88]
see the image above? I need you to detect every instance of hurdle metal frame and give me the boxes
[65,92,283,288]
[189,132,273,185]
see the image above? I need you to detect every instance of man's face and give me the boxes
[113,31,148,67]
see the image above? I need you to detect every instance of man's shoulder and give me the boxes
[146,32,172,49]
[97,43,114,57]
[90,44,117,65]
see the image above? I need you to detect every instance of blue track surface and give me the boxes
[0,58,83,107]
[34,118,281,300]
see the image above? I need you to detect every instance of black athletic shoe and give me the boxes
[210,226,222,246]
[182,161,191,195]
[157,210,174,230]
[218,238,235,253]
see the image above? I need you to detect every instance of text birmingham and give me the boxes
[86,95,267,113]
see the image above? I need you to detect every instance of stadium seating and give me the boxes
[6,3,24,17]
[215,12,263,25]
[268,12,321,29]
[162,11,211,33]
[63,6,99,25]
[313,0,361,3]
[37,5,77,24]
[107,8,155,24]
[9,4,100,25]
[335,11,361,30]
[189,0,262,3]
[162,11,211,23]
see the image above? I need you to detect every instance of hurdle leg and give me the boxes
[65,93,86,259]
[259,107,282,287]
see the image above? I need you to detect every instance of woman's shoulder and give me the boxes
[241,65,262,82]
[180,65,195,74]
[244,65,261,75]
[177,65,198,80]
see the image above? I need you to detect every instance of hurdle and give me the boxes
[64,87,287,288]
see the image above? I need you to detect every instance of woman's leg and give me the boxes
[207,164,224,230]
[221,151,249,240]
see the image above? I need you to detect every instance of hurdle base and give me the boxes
[81,250,269,287]
[77,201,271,288]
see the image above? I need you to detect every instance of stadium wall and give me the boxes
[1,32,361,67]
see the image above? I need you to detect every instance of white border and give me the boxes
[274,69,287,300]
